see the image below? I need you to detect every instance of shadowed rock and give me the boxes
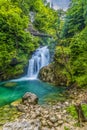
[10,58,22,67]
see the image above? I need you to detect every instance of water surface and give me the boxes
[0,79,64,106]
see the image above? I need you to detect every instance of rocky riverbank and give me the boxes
[2,90,87,130]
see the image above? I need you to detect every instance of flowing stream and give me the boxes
[0,46,64,107]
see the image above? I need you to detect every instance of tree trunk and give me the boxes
[74,104,86,124]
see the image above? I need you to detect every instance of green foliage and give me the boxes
[0,0,60,80]
[67,105,78,119]
[0,0,39,80]
[55,46,70,61]
[70,27,87,86]
[33,2,59,36]
[54,45,72,86]
[12,0,59,36]
[64,126,70,130]
[67,104,87,119]
[54,0,87,87]
[82,104,87,117]
[43,92,67,104]
[62,0,86,38]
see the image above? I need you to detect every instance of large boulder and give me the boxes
[39,64,67,86]
[22,92,38,105]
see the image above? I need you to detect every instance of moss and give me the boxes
[67,105,78,119]
[0,105,22,127]
[82,104,87,117]
[64,126,70,130]
[4,82,17,87]
[43,92,68,104]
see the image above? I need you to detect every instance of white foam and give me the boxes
[11,76,38,82]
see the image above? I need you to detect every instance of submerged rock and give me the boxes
[4,82,17,87]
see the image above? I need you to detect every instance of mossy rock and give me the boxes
[39,63,67,86]
[0,105,22,127]
[4,82,17,87]
[11,99,22,107]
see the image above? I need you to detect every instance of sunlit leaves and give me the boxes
[62,0,85,38]
[0,0,39,79]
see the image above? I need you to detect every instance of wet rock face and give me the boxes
[22,92,38,105]
[39,64,67,86]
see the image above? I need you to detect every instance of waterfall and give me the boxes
[11,46,50,81]
[29,11,35,23]
[27,46,50,79]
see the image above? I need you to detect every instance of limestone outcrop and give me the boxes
[39,64,67,86]
[22,92,38,105]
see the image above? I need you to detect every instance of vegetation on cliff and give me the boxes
[54,0,87,87]
[0,0,59,80]
[0,0,87,88]
[0,1,87,128]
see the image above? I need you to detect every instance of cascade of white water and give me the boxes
[11,46,50,81]
[27,46,50,79]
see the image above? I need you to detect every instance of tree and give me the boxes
[65,0,87,87]
[0,0,39,80]
[62,0,85,38]
[70,27,87,86]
